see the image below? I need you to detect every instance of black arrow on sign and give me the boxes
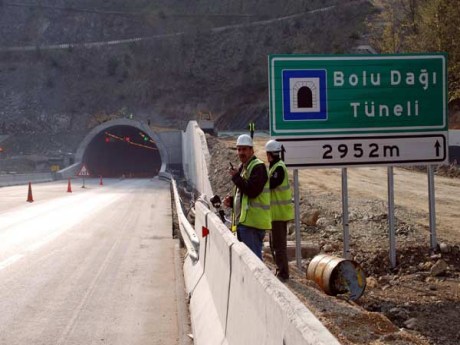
[434,140,441,157]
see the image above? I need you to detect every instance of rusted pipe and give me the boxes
[306,254,366,301]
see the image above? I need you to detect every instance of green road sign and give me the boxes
[268,54,448,167]
[269,54,447,137]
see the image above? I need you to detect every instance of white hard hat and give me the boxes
[265,139,282,152]
[236,134,253,147]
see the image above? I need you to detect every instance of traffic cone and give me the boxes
[99,176,103,186]
[27,182,34,202]
[67,178,72,193]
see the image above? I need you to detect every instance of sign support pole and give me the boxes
[387,167,396,268]
[293,169,302,268]
[427,165,438,251]
[341,168,351,259]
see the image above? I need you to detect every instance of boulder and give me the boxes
[301,209,320,226]
[439,242,452,253]
[366,276,379,288]
[430,259,448,276]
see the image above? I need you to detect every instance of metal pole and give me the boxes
[341,168,351,259]
[427,165,438,251]
[293,169,302,268]
[387,166,396,268]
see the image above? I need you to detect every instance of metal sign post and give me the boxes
[77,163,90,188]
[387,167,396,267]
[293,169,302,268]
[427,165,438,251]
[341,168,351,259]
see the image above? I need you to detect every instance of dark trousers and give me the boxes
[270,221,289,279]
[237,225,265,260]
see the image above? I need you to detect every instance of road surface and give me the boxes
[0,178,185,345]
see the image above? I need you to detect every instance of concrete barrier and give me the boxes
[227,244,336,345]
[0,172,54,187]
[181,121,213,197]
[185,202,340,345]
[183,216,228,344]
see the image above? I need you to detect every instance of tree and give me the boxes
[368,0,421,53]
[368,0,460,102]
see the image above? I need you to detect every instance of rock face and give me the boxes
[0,0,374,156]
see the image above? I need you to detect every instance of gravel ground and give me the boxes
[205,134,460,345]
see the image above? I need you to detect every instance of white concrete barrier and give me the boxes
[185,203,340,345]
[181,121,213,197]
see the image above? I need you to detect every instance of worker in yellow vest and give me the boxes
[248,122,255,139]
[265,139,294,281]
[223,134,271,260]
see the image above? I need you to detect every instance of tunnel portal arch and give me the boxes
[75,119,168,177]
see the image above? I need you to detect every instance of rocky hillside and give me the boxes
[0,0,374,156]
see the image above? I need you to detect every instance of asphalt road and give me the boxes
[0,178,185,345]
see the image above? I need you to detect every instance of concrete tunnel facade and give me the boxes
[75,119,168,178]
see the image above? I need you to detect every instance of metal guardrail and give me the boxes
[171,177,200,262]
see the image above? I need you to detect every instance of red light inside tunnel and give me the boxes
[86,126,162,178]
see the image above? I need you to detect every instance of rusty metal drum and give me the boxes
[306,254,366,300]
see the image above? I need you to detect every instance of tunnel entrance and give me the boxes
[83,125,162,178]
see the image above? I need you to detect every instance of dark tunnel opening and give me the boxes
[83,125,162,178]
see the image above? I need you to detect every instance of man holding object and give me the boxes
[224,134,271,260]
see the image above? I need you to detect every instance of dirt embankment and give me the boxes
[206,134,460,345]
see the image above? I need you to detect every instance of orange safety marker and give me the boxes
[27,182,34,202]
[99,176,103,186]
[67,177,72,193]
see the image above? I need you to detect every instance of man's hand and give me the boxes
[228,167,238,177]
[223,195,232,208]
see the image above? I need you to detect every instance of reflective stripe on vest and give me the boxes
[232,158,271,231]
[269,160,294,221]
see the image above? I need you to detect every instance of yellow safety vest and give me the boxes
[269,160,294,222]
[232,158,271,232]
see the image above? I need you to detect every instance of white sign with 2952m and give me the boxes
[279,134,446,167]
